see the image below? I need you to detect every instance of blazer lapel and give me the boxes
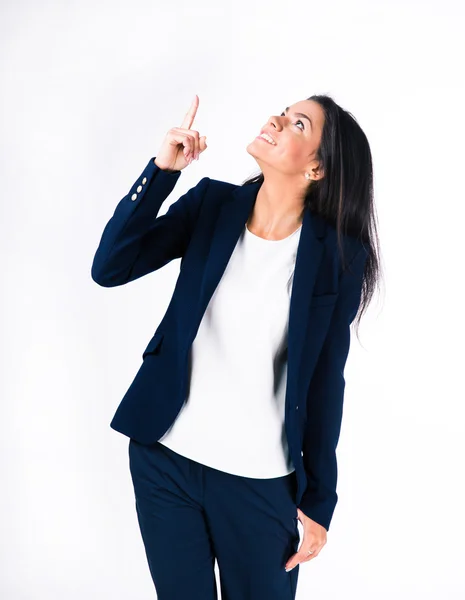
[287,204,326,398]
[196,180,327,391]
[196,182,260,320]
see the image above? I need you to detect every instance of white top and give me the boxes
[158,221,302,478]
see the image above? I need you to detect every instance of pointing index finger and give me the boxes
[181,94,199,130]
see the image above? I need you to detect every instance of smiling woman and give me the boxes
[91,93,381,600]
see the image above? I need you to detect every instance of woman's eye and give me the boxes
[280,112,304,130]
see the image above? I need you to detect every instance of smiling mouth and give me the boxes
[256,133,277,145]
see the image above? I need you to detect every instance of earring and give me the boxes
[305,173,311,180]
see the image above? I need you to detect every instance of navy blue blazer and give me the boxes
[91,156,368,532]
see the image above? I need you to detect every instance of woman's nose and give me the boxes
[268,118,280,130]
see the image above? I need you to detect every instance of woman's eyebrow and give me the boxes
[282,106,313,130]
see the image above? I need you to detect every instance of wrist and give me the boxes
[153,158,179,174]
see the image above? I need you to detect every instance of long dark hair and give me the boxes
[241,94,381,337]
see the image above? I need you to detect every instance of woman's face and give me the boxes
[247,99,325,180]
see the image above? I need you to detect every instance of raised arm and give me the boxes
[91,157,209,287]
[91,95,209,287]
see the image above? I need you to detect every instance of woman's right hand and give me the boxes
[154,95,207,173]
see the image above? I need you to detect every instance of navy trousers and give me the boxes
[128,439,301,599]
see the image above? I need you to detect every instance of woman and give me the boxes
[91,94,380,599]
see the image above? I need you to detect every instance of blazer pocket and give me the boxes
[142,331,165,359]
[310,292,338,308]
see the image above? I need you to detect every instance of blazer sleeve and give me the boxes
[297,243,369,531]
[91,156,210,287]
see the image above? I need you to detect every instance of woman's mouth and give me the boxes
[256,132,277,145]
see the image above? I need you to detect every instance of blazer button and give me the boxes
[296,405,299,410]
[131,193,138,201]
[142,177,147,184]
[136,185,142,192]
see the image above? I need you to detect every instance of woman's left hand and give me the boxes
[285,508,327,571]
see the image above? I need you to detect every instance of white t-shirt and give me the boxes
[158,221,302,478]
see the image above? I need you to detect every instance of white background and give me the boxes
[1,0,464,598]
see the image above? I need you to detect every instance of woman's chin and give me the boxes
[246,139,262,157]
